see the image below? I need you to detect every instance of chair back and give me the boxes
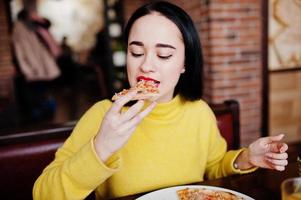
[0,125,73,200]
[210,100,240,150]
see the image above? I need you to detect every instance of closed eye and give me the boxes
[158,55,172,60]
[131,52,144,57]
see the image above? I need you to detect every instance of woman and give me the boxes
[33,2,288,199]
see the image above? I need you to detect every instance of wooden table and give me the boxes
[115,142,301,200]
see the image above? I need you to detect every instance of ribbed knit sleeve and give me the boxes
[204,104,257,180]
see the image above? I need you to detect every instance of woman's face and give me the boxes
[126,13,185,103]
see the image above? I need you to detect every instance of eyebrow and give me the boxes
[129,41,143,46]
[156,43,176,49]
[129,41,176,49]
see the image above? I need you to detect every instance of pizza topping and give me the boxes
[135,79,159,93]
[111,79,159,101]
[177,188,244,200]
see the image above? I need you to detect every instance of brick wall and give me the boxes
[205,0,262,146]
[0,1,15,100]
[123,0,262,146]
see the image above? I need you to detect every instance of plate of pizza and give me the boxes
[136,185,254,200]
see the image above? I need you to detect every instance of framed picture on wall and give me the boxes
[268,0,301,71]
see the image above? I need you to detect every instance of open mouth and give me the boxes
[137,76,160,86]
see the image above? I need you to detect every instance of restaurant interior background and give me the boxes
[0,0,300,147]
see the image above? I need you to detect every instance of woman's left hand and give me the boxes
[247,134,288,171]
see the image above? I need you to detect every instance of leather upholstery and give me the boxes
[216,113,235,150]
[211,100,240,150]
[0,139,64,199]
[0,126,72,200]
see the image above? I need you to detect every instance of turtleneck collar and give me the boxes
[146,95,185,121]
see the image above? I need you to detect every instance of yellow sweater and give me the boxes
[33,96,255,200]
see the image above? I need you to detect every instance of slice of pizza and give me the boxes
[177,188,243,200]
[111,79,159,101]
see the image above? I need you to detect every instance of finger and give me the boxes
[267,142,288,153]
[265,134,284,144]
[279,143,288,153]
[274,165,286,171]
[264,157,287,171]
[127,102,157,127]
[264,158,285,171]
[120,100,145,122]
[265,157,288,166]
[116,102,157,136]
[109,90,138,115]
[115,124,136,138]
[265,152,288,160]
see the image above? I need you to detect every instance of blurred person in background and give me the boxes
[12,7,61,120]
[12,7,79,121]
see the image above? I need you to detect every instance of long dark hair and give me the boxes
[124,1,203,101]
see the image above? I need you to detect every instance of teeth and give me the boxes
[137,78,160,84]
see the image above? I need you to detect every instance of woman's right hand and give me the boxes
[94,90,157,162]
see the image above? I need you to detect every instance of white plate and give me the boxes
[136,185,254,200]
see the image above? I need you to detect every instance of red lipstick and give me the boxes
[137,76,160,84]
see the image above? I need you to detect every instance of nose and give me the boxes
[140,54,155,73]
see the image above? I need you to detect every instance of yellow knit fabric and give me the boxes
[33,96,256,200]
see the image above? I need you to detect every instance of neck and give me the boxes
[155,92,175,103]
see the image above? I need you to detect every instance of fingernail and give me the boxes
[279,147,283,153]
